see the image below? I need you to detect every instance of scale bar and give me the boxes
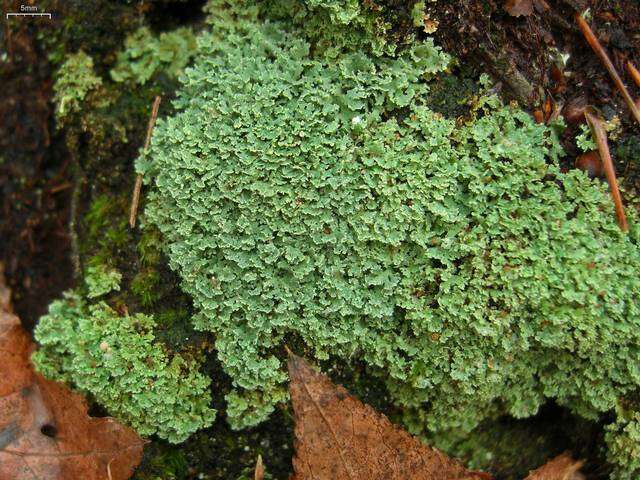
[6,12,52,18]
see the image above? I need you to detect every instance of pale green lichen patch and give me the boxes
[85,264,122,298]
[53,50,103,120]
[137,2,640,475]
[110,27,197,85]
[606,403,640,479]
[32,292,216,443]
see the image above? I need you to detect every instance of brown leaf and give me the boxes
[287,353,493,480]
[504,0,534,17]
[0,267,145,480]
[524,453,584,480]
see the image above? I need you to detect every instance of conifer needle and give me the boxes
[626,61,640,89]
[584,108,628,231]
[575,13,640,126]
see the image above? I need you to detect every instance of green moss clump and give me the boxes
[131,269,162,307]
[135,2,640,473]
[110,27,197,85]
[32,292,216,443]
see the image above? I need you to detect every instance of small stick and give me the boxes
[129,95,161,228]
[575,13,640,126]
[49,182,72,194]
[584,108,628,231]
[69,151,84,279]
[627,61,640,88]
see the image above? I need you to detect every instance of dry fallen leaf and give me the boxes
[422,14,439,34]
[288,353,586,480]
[524,453,585,480]
[287,352,493,480]
[0,265,145,480]
[505,0,534,17]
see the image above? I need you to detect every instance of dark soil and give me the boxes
[0,12,73,330]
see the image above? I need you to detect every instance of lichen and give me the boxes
[110,26,197,85]
[136,2,640,474]
[85,264,122,298]
[32,292,216,443]
[52,50,103,121]
[606,400,640,479]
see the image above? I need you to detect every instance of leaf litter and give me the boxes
[0,264,145,480]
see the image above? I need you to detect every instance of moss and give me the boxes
[138,226,164,267]
[132,442,189,480]
[131,269,162,307]
[81,194,130,268]
[615,135,640,168]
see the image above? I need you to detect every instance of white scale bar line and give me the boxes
[6,13,52,18]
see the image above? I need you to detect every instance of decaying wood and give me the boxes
[584,109,628,231]
[129,95,162,228]
[479,46,534,104]
[575,13,640,126]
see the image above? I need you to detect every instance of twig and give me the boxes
[478,46,534,104]
[626,61,640,88]
[129,95,161,228]
[49,182,72,194]
[106,458,114,480]
[584,108,628,231]
[68,147,84,280]
[575,13,640,126]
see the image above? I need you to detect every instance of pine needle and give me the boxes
[575,13,640,126]
[584,108,628,231]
